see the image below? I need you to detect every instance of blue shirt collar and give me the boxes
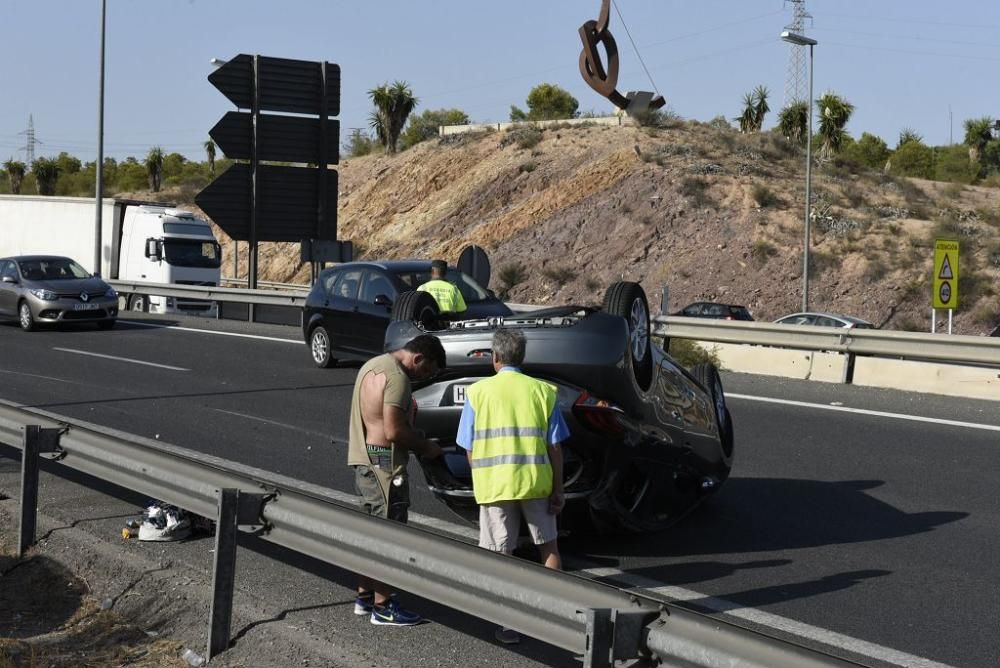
[498,365,521,373]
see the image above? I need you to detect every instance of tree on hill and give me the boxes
[890,139,934,179]
[343,128,378,157]
[842,132,889,170]
[204,139,216,176]
[31,157,60,195]
[736,85,769,133]
[897,128,923,148]
[55,151,81,175]
[816,92,854,155]
[776,101,808,144]
[3,159,26,194]
[401,108,470,149]
[144,146,164,192]
[963,116,994,166]
[510,83,579,122]
[368,81,418,155]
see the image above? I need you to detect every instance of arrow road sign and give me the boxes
[195,163,337,242]
[208,54,341,116]
[209,112,340,164]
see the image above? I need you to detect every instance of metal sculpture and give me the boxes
[579,0,664,111]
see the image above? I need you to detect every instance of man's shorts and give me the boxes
[354,464,409,523]
[479,498,557,553]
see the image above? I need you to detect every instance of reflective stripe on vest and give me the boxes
[417,279,462,312]
[467,371,556,504]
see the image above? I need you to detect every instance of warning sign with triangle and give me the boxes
[938,254,954,279]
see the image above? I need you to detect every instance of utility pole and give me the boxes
[95,0,106,277]
[782,0,812,108]
[18,115,41,165]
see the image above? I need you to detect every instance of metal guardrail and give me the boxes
[219,277,310,292]
[108,280,307,308]
[654,316,1000,366]
[0,400,857,667]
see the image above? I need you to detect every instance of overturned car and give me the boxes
[385,282,735,534]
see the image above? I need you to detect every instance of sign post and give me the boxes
[932,238,960,334]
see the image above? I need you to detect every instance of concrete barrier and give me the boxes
[852,357,1000,400]
[697,341,849,383]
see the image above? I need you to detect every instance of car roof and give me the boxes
[1,255,74,263]
[324,260,438,273]
[778,311,873,325]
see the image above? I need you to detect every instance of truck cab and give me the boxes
[118,206,221,315]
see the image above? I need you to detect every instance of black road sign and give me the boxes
[458,245,491,288]
[195,164,337,242]
[301,239,353,264]
[209,112,340,164]
[208,54,341,116]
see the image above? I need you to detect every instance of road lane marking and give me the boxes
[52,347,189,371]
[728,393,1000,433]
[119,320,303,344]
[579,565,954,668]
[211,408,331,439]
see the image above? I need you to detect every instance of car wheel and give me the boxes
[309,326,338,368]
[129,295,147,312]
[18,301,36,332]
[692,362,734,478]
[603,282,653,391]
[391,291,441,330]
[98,319,116,330]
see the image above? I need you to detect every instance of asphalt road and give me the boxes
[0,315,997,667]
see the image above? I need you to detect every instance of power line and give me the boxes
[820,11,1000,33]
[825,41,1000,64]
[813,27,1000,50]
[612,0,660,95]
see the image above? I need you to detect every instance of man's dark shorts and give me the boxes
[354,463,410,523]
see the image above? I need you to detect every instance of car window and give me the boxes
[321,270,340,296]
[393,269,489,302]
[18,258,89,280]
[333,269,362,300]
[705,304,726,317]
[731,306,753,320]
[815,317,840,327]
[852,323,874,329]
[681,304,702,316]
[781,315,814,325]
[0,261,15,281]
[359,270,397,303]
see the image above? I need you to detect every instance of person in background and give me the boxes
[456,328,567,645]
[417,259,467,316]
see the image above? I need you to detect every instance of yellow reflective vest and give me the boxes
[417,279,467,313]
[467,370,555,504]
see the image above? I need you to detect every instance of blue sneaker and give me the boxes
[354,593,374,616]
[370,599,422,626]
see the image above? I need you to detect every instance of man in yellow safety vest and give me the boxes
[455,328,567,645]
[417,259,467,316]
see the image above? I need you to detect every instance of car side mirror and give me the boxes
[145,238,161,261]
[1,276,16,284]
[374,294,393,307]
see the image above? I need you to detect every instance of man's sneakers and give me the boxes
[353,592,375,616]
[370,599,423,626]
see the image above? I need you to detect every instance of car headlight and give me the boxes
[29,289,58,301]
[105,287,117,299]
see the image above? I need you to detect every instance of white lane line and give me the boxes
[579,566,954,668]
[728,393,1000,433]
[52,347,189,371]
[119,319,303,345]
[210,408,331,439]
[0,369,87,386]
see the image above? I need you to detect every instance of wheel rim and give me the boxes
[131,297,145,312]
[713,378,727,429]
[629,298,649,362]
[19,304,31,328]
[418,305,436,327]
[311,329,329,364]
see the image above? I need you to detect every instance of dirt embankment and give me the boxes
[140,120,1000,334]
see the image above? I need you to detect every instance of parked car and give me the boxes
[303,260,513,367]
[0,255,118,331]
[774,312,875,329]
[385,282,735,534]
[674,302,754,321]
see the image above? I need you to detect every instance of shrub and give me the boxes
[896,316,924,332]
[541,265,577,286]
[890,141,935,179]
[584,277,601,291]
[632,107,683,129]
[751,184,780,208]
[708,115,732,131]
[842,132,890,170]
[518,162,537,174]
[661,337,723,370]
[497,262,528,298]
[751,239,777,266]
[845,188,867,209]
[509,126,543,150]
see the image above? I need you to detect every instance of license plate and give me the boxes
[73,303,99,311]
[452,384,468,404]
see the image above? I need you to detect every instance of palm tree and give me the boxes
[368,81,418,154]
[777,101,808,144]
[204,139,216,176]
[816,92,855,155]
[737,92,756,133]
[897,128,923,148]
[963,116,993,165]
[3,159,26,194]
[752,85,770,132]
[31,158,60,195]
[144,146,164,192]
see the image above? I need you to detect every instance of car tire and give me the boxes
[18,300,36,332]
[691,362,734,477]
[98,319,116,330]
[129,295,147,312]
[309,325,338,368]
[603,282,653,391]
[391,291,441,330]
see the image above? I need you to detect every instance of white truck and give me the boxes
[0,194,222,315]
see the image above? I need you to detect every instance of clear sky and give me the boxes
[2,0,998,163]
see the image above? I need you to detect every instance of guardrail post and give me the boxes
[584,608,659,667]
[208,488,240,659]
[584,609,613,668]
[18,425,62,557]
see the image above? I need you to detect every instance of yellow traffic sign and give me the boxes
[933,239,960,309]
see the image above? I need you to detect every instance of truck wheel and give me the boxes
[129,295,147,312]
[603,282,652,391]
[18,301,36,332]
[391,291,441,330]
[309,326,338,368]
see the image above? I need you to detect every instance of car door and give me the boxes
[0,261,18,316]
[355,269,399,353]
[328,268,364,350]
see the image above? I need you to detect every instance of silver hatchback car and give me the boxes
[0,255,118,331]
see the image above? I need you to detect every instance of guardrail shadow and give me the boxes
[567,477,968,559]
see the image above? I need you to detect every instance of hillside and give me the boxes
[191,120,1000,334]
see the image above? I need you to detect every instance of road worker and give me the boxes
[417,259,467,316]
